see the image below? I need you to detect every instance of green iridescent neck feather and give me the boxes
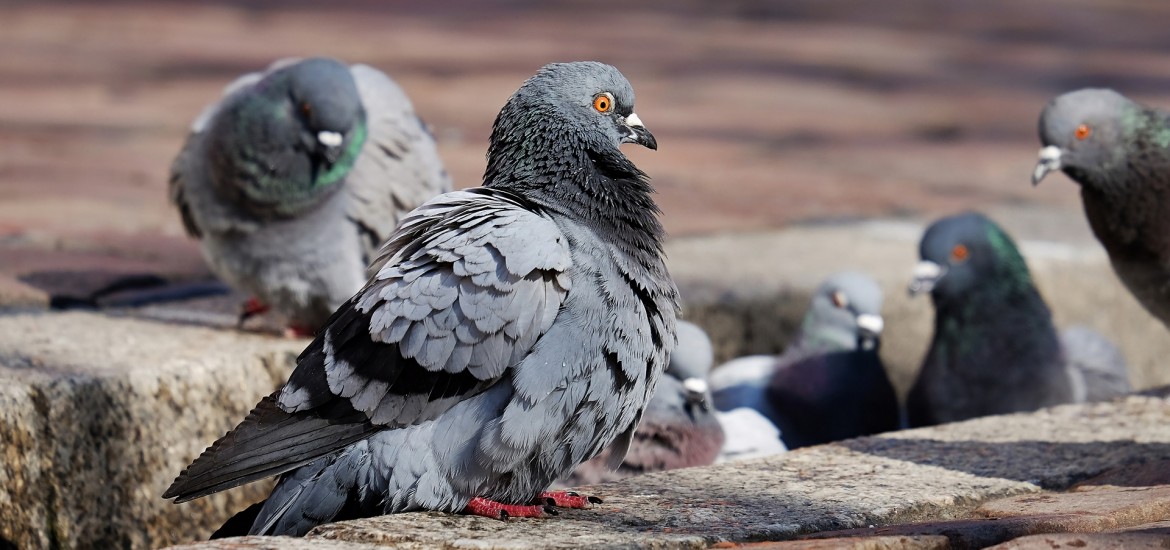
[985,224,1034,293]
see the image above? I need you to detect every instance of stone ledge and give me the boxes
[0,311,304,549]
[174,393,1170,549]
[986,533,1170,549]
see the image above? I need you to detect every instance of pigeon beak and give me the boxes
[855,313,884,350]
[622,113,657,150]
[682,377,711,412]
[1032,145,1063,186]
[317,131,345,163]
[908,260,945,296]
[318,131,343,148]
[855,314,885,337]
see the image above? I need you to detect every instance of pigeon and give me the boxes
[710,271,898,449]
[1033,88,1170,330]
[906,211,1131,427]
[668,319,717,383]
[669,320,786,461]
[559,320,725,485]
[163,61,678,536]
[169,57,451,334]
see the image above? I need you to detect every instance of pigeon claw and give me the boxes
[538,490,600,509]
[464,497,552,520]
[238,297,270,326]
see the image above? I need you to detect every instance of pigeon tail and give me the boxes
[163,392,376,503]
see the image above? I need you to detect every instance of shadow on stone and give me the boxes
[840,437,1170,490]
[20,270,230,310]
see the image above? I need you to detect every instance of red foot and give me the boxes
[538,490,602,509]
[238,297,270,328]
[242,297,270,316]
[464,496,555,519]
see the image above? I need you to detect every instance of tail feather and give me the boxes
[164,393,377,503]
[251,448,369,537]
[1060,326,1131,402]
[210,499,266,539]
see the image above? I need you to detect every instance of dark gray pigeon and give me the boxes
[710,271,899,449]
[1033,88,1170,330]
[559,320,724,485]
[907,211,1131,427]
[164,61,677,536]
[170,57,451,334]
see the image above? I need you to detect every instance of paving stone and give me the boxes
[721,535,950,549]
[985,532,1170,549]
[1116,518,1170,534]
[797,484,1170,549]
[167,535,387,550]
[1072,458,1170,489]
[0,311,304,549]
[975,486,1170,530]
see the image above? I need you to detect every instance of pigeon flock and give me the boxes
[152,56,1153,537]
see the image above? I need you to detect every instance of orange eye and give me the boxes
[1074,124,1091,140]
[593,94,612,113]
[951,244,969,262]
[830,290,849,308]
[301,102,312,116]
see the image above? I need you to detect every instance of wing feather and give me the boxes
[164,189,571,502]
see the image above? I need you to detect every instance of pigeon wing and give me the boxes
[1061,325,1131,402]
[345,64,453,263]
[164,188,572,502]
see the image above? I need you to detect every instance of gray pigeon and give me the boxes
[1033,89,1170,330]
[164,61,677,536]
[710,271,898,449]
[170,57,451,334]
[668,319,717,383]
[907,211,1131,427]
[559,320,725,485]
[667,320,786,462]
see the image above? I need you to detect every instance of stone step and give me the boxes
[175,392,1170,549]
[0,311,303,549]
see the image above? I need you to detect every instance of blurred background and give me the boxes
[4,0,1170,387]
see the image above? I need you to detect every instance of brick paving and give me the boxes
[5,1,1170,280]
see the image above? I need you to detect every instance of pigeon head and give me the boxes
[279,58,367,166]
[649,375,713,423]
[666,320,716,414]
[667,320,714,382]
[799,271,885,352]
[1033,88,1143,189]
[484,62,657,191]
[909,212,1033,305]
[209,57,369,217]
